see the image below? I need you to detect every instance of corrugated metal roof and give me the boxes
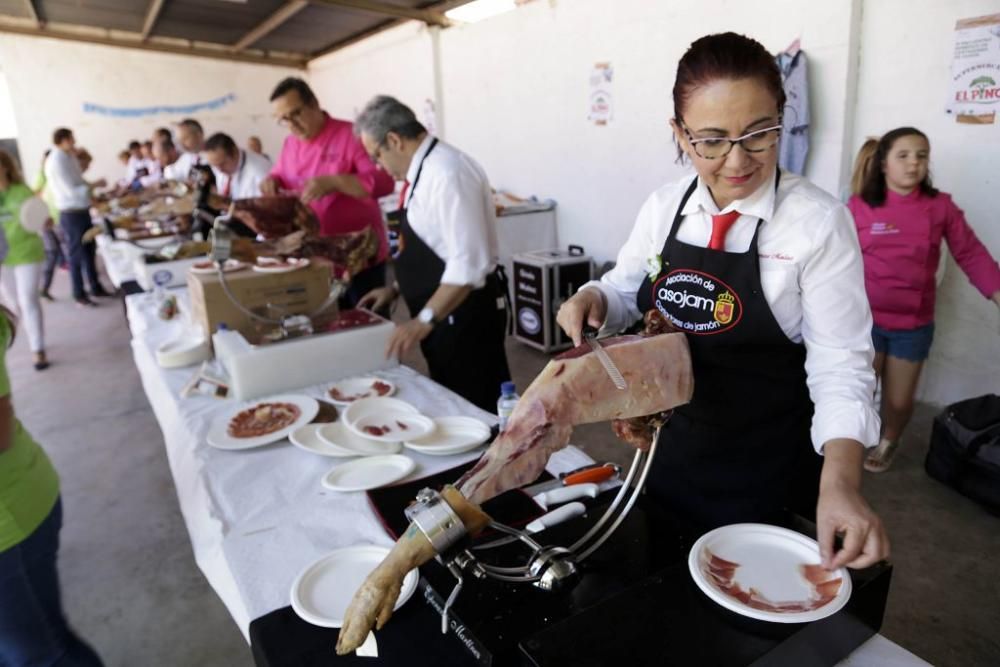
[0,0,467,67]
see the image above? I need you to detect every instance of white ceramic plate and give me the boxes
[315,421,401,456]
[290,423,359,457]
[321,455,416,492]
[189,258,247,275]
[342,398,425,444]
[19,197,49,234]
[252,257,310,273]
[348,413,435,444]
[206,394,319,450]
[290,545,418,628]
[326,377,397,405]
[404,416,491,456]
[688,523,852,623]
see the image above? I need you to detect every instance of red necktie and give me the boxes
[398,180,410,210]
[708,210,741,250]
[222,176,231,198]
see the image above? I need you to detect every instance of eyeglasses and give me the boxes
[678,118,783,160]
[275,105,308,127]
[367,140,386,164]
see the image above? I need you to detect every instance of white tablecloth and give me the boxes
[124,291,929,666]
[96,235,140,288]
[125,290,591,639]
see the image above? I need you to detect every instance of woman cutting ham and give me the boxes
[558,32,889,570]
[334,32,890,655]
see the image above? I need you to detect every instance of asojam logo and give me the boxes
[651,269,743,335]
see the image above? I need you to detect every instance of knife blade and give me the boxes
[584,328,628,390]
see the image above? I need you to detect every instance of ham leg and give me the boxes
[336,328,692,654]
[457,330,692,504]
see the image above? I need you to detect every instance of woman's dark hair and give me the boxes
[1,305,16,347]
[859,127,938,207]
[672,32,786,162]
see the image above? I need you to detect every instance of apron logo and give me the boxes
[714,291,735,324]
[652,269,743,335]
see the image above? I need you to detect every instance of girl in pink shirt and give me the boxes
[848,127,1000,472]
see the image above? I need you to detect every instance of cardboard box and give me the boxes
[187,263,331,339]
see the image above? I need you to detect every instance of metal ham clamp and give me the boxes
[404,425,663,635]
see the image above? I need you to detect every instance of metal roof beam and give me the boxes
[308,0,452,27]
[0,21,308,69]
[140,0,166,41]
[233,0,309,52]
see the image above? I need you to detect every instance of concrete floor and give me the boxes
[6,271,998,666]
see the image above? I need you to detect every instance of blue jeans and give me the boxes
[0,499,104,667]
[59,210,100,300]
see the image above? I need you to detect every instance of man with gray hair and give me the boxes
[356,95,510,412]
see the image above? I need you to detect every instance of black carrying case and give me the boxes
[925,394,1000,515]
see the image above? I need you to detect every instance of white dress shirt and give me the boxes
[212,150,271,200]
[586,169,880,453]
[164,151,202,181]
[125,155,145,182]
[404,135,499,288]
[43,149,90,211]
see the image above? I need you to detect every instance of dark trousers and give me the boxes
[41,226,67,293]
[0,499,104,666]
[59,210,100,300]
[341,262,387,310]
[420,288,511,413]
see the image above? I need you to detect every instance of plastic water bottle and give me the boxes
[497,381,519,432]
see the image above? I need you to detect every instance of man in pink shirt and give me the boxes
[262,78,394,305]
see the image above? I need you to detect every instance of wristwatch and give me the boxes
[417,306,436,325]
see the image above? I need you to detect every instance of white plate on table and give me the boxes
[404,416,491,456]
[688,523,852,624]
[343,398,434,443]
[315,421,401,456]
[290,423,362,457]
[321,455,416,492]
[206,394,318,450]
[252,257,309,273]
[290,545,418,628]
[189,258,247,275]
[326,377,396,405]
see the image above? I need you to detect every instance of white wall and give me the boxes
[308,22,439,132]
[852,0,1000,403]
[439,0,858,263]
[0,34,300,184]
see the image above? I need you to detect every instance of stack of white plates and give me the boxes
[404,416,491,456]
[342,398,435,443]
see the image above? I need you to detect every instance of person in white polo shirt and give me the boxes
[164,118,206,182]
[42,128,108,307]
[204,133,271,200]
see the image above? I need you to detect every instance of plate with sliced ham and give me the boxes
[326,377,396,405]
[342,397,435,443]
[190,258,247,275]
[207,394,319,450]
[688,523,852,623]
[252,256,310,273]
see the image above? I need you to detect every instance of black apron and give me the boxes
[635,173,822,533]
[395,139,511,412]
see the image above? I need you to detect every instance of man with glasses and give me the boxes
[353,95,510,412]
[262,78,393,306]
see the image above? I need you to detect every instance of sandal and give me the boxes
[864,439,900,473]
